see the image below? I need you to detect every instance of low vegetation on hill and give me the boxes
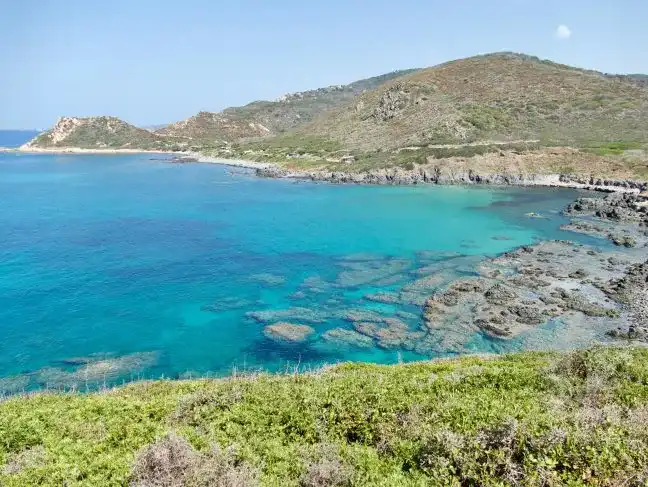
[155,70,419,143]
[22,53,648,182]
[1,346,648,486]
[23,116,185,151]
[293,53,648,152]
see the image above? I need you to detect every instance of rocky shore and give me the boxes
[424,192,648,348]
[7,144,646,194]
[233,191,648,355]
[257,165,647,193]
[5,146,174,155]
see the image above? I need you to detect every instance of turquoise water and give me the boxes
[0,152,591,390]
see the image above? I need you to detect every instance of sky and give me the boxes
[1,0,647,129]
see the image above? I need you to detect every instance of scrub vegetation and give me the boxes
[2,346,648,486]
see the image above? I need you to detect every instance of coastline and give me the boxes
[1,146,175,155]
[181,151,274,170]
[253,164,647,194]
[0,146,276,170]
[4,145,646,194]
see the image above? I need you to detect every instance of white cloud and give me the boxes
[555,25,572,40]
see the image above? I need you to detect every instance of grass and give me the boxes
[583,141,645,156]
[1,346,648,486]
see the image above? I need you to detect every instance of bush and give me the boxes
[300,446,353,487]
[130,433,258,487]
[2,347,648,486]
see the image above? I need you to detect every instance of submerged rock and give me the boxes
[335,258,411,288]
[363,291,401,304]
[201,297,257,313]
[250,273,287,287]
[321,328,374,348]
[246,307,327,324]
[351,318,423,350]
[35,351,159,388]
[263,323,315,343]
[0,375,30,394]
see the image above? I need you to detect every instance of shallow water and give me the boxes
[0,153,597,389]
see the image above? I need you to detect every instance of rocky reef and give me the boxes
[563,192,648,247]
[263,323,315,343]
[242,191,648,356]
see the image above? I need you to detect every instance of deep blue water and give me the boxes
[0,152,594,390]
[0,130,39,148]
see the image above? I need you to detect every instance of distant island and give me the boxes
[19,52,648,189]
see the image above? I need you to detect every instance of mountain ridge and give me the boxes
[286,52,648,152]
[154,69,420,142]
[23,53,648,181]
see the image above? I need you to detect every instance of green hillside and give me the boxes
[2,347,648,486]
[23,116,183,151]
[285,53,648,153]
[154,70,420,143]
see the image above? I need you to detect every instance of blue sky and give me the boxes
[1,0,647,129]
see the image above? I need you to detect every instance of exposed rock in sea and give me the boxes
[421,239,641,343]
[607,325,648,342]
[256,165,648,193]
[263,323,315,343]
[564,192,648,247]
[565,193,648,222]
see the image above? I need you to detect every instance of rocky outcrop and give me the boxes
[604,261,648,342]
[563,193,648,247]
[566,193,648,222]
[421,240,635,342]
[256,165,647,193]
[373,84,413,121]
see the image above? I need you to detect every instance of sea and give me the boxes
[0,131,604,390]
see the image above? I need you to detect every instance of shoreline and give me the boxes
[1,146,176,155]
[1,146,276,170]
[3,145,646,194]
[253,165,647,194]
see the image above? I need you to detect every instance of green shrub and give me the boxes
[1,347,648,486]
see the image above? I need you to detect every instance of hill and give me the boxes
[23,54,648,182]
[281,53,648,153]
[1,346,647,486]
[154,69,420,143]
[22,116,184,151]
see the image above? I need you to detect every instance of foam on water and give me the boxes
[0,152,593,389]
